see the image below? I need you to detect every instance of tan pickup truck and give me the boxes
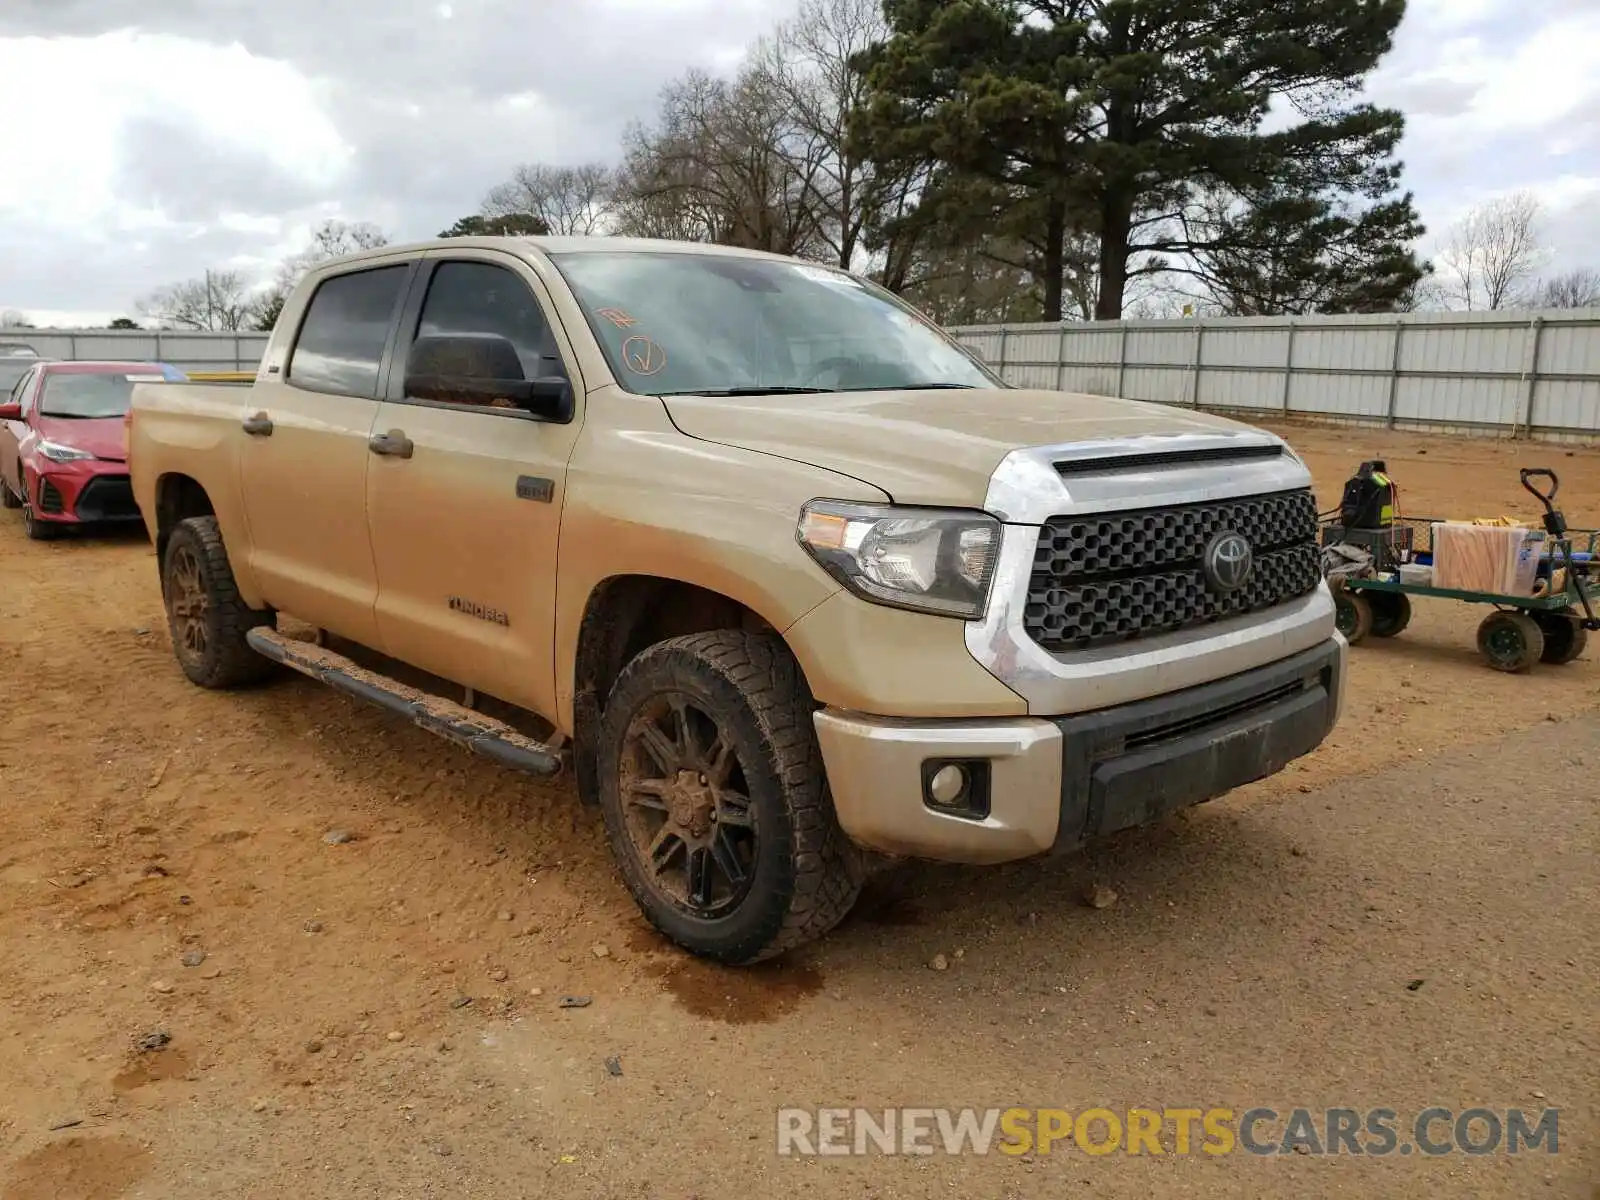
[128,236,1344,963]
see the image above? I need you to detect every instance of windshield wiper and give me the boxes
[878,382,978,390]
[657,386,837,397]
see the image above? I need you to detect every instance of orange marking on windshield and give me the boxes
[621,336,667,376]
[597,307,638,329]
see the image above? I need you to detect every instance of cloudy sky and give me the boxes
[0,0,1596,325]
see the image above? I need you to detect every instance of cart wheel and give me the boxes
[1533,608,1589,665]
[1476,611,1544,673]
[1334,591,1373,645]
[1367,592,1412,639]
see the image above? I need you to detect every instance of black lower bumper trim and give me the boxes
[74,475,141,521]
[1050,639,1341,852]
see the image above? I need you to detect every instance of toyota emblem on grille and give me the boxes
[1203,531,1254,593]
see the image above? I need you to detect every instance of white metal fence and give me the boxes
[12,311,1600,441]
[949,310,1600,442]
[3,329,269,373]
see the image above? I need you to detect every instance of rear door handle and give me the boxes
[242,412,273,436]
[368,430,413,459]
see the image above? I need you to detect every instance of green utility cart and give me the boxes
[1324,469,1598,673]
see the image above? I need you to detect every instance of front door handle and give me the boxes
[368,430,413,459]
[242,412,273,436]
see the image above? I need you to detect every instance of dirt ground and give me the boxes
[0,423,1596,1199]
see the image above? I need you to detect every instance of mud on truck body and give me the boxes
[128,236,1344,963]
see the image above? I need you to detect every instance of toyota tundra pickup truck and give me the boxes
[128,236,1344,964]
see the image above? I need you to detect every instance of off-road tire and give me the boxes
[0,472,20,510]
[1534,608,1589,665]
[161,516,276,689]
[597,630,863,964]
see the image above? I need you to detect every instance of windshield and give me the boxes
[39,371,160,418]
[548,251,998,397]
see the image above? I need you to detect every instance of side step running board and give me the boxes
[246,628,562,777]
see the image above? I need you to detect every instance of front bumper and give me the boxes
[27,461,140,523]
[815,637,1345,865]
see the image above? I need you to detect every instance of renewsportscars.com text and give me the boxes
[775,1106,1560,1158]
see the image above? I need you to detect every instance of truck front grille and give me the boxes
[1024,489,1321,652]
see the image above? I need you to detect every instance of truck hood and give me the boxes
[661,388,1267,509]
[31,415,127,462]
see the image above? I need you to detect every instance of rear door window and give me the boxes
[288,265,410,398]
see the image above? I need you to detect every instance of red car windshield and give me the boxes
[40,372,145,419]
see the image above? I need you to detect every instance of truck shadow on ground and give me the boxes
[242,673,1316,1015]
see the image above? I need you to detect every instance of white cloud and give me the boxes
[0,32,349,235]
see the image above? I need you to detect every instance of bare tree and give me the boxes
[483,163,615,236]
[137,270,257,331]
[615,65,831,257]
[768,0,890,269]
[252,219,393,332]
[1438,192,1545,310]
[0,308,33,329]
[1527,267,1600,310]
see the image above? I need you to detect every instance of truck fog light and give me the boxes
[920,759,992,820]
[928,763,967,806]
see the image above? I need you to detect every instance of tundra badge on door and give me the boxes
[448,596,510,626]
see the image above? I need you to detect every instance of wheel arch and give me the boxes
[569,574,798,807]
[152,472,217,567]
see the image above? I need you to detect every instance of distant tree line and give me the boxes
[123,0,1600,332]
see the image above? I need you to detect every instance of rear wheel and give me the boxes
[1367,592,1412,638]
[1476,611,1544,673]
[597,630,862,964]
[161,516,276,688]
[1334,590,1373,645]
[1534,608,1589,665]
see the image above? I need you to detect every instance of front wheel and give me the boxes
[1477,611,1544,673]
[19,479,59,540]
[597,631,862,964]
[1334,590,1373,645]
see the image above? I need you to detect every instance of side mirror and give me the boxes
[404,334,572,422]
[0,402,21,421]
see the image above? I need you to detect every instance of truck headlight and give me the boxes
[38,440,94,463]
[797,500,1000,619]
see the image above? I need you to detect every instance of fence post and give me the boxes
[1281,321,1296,413]
[68,333,78,361]
[1188,320,1204,407]
[154,331,163,366]
[1515,316,1544,439]
[997,327,1010,383]
[1384,318,1405,428]
[1115,324,1128,397]
[1057,324,1069,392]
[234,333,244,372]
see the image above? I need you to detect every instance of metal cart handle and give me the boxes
[1520,468,1559,506]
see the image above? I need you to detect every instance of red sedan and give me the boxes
[0,360,188,540]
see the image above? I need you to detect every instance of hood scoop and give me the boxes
[1054,439,1282,477]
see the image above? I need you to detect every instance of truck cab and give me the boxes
[128,236,1343,964]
